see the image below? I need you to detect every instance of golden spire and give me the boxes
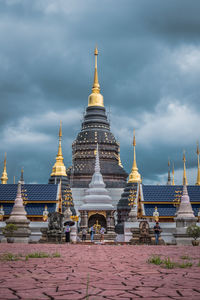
[51,121,67,177]
[1,152,8,184]
[128,129,141,183]
[88,46,104,107]
[172,163,175,185]
[196,142,200,185]
[182,151,188,185]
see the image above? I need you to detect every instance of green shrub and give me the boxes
[2,224,17,236]
[187,225,200,240]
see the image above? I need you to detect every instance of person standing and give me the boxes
[82,228,87,242]
[100,227,105,243]
[65,225,71,243]
[153,222,161,245]
[90,225,94,242]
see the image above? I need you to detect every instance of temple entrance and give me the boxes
[88,213,106,230]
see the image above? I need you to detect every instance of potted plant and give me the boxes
[2,224,18,243]
[186,224,200,246]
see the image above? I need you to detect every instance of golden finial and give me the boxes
[88,47,104,107]
[183,150,188,185]
[51,122,67,177]
[196,142,200,185]
[1,152,8,184]
[128,129,141,183]
[13,176,15,184]
[172,163,175,185]
[133,129,136,147]
[59,120,62,138]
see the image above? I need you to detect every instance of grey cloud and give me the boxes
[0,0,200,184]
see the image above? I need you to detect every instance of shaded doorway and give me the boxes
[88,213,106,229]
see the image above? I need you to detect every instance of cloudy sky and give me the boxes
[0,0,200,185]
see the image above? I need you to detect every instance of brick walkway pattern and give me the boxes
[0,244,200,299]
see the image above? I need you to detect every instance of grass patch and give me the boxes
[26,252,50,260]
[163,257,176,269]
[180,255,191,260]
[0,253,22,261]
[86,274,89,300]
[148,255,194,269]
[52,252,61,258]
[25,252,61,260]
[178,262,193,268]
[148,255,163,265]
[0,252,61,261]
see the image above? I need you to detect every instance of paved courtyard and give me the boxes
[0,244,199,300]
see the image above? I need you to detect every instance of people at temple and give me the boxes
[82,228,87,242]
[153,222,162,245]
[65,225,70,243]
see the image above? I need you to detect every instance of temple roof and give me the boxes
[1,203,56,216]
[142,185,200,203]
[143,203,199,217]
[0,184,59,202]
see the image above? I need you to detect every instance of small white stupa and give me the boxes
[4,182,31,243]
[79,144,115,236]
[80,144,114,211]
[174,184,197,245]
[176,185,196,220]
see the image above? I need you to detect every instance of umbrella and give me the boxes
[64,220,75,226]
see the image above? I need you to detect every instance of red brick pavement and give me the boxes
[0,244,199,300]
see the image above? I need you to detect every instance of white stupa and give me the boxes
[80,144,114,211]
[5,182,31,243]
[176,185,196,220]
[174,184,197,245]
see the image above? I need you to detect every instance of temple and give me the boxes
[68,47,128,209]
[0,48,200,243]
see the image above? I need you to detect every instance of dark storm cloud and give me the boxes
[0,0,200,184]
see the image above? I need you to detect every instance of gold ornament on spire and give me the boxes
[182,151,188,185]
[196,142,200,185]
[128,129,141,183]
[88,47,104,107]
[1,152,8,184]
[51,121,67,177]
[172,163,175,185]
[118,143,123,168]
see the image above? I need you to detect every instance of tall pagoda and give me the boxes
[69,47,128,189]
